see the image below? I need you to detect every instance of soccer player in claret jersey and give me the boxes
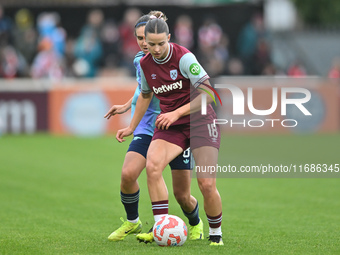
[104,11,203,242]
[116,17,223,245]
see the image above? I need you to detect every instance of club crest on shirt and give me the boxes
[170,69,178,80]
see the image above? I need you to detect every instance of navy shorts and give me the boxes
[127,134,193,170]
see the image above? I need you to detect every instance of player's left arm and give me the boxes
[177,52,215,113]
[156,53,214,130]
[176,81,215,115]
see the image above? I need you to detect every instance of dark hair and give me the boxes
[135,15,150,30]
[134,11,167,36]
[145,18,169,36]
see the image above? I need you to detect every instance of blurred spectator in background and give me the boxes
[252,38,271,75]
[30,37,64,80]
[100,19,120,68]
[73,28,102,78]
[198,17,222,49]
[197,17,227,77]
[52,15,67,57]
[12,8,37,65]
[328,57,340,79]
[237,12,269,75]
[75,9,104,76]
[287,60,307,77]
[261,62,278,76]
[174,15,194,51]
[226,58,244,76]
[215,33,230,72]
[63,38,76,77]
[81,9,104,40]
[37,12,67,57]
[0,5,12,47]
[0,45,28,78]
[118,8,141,75]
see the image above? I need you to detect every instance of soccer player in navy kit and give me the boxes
[105,11,203,242]
[116,17,223,245]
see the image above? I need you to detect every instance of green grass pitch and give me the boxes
[0,133,339,254]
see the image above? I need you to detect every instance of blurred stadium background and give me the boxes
[0,0,339,254]
[0,0,339,135]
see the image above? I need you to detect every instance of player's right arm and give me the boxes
[116,67,153,143]
[105,53,145,120]
[104,97,133,119]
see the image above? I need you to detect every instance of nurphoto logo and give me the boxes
[200,83,312,128]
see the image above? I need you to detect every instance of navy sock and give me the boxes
[182,202,200,226]
[120,190,139,221]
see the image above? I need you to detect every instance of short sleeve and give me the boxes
[179,53,210,88]
[140,66,152,94]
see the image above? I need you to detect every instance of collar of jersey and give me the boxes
[152,43,173,65]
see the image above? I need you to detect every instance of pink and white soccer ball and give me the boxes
[153,215,188,246]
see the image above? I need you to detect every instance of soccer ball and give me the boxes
[153,215,187,246]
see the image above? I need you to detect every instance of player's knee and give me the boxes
[146,159,162,180]
[121,168,138,186]
[173,190,190,206]
[198,179,215,197]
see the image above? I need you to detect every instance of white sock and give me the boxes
[127,217,139,224]
[209,226,222,236]
[154,214,167,223]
